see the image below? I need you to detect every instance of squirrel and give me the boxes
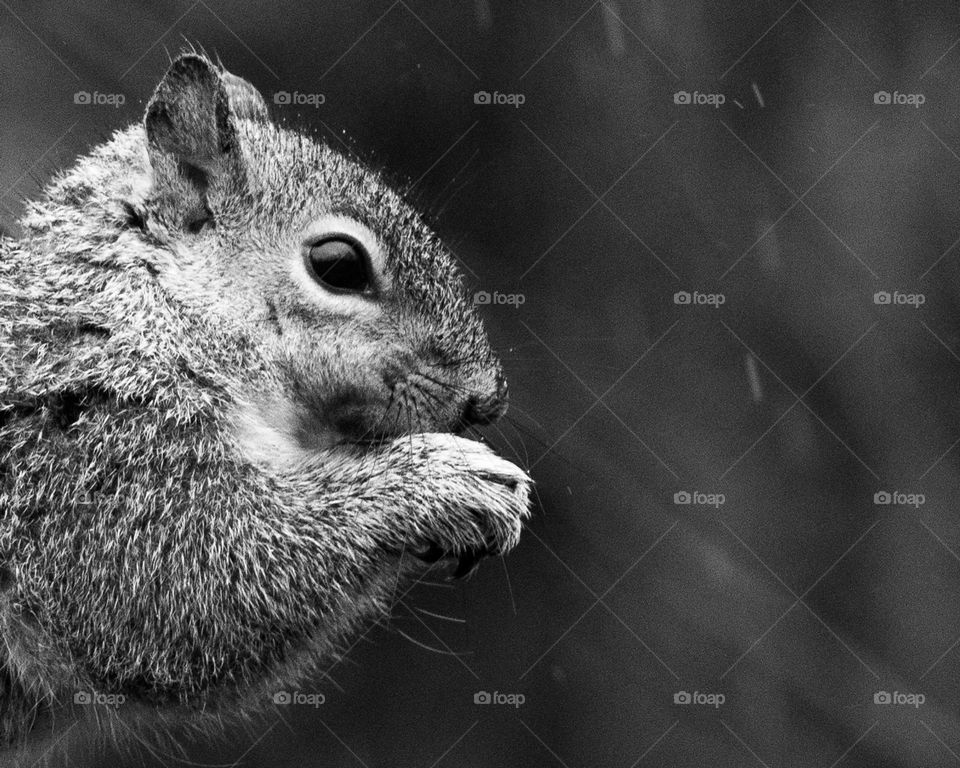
[0,52,531,760]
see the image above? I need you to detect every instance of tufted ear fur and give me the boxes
[221,70,270,123]
[143,54,266,229]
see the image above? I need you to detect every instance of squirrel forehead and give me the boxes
[232,121,464,292]
[238,124,419,235]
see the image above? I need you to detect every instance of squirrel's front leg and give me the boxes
[281,433,532,567]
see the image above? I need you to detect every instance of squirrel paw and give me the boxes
[378,433,532,576]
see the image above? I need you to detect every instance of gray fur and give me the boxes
[0,53,530,761]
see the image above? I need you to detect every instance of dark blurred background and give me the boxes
[6,1,960,765]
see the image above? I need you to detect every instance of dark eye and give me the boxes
[306,237,372,294]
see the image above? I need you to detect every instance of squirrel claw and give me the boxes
[407,542,489,580]
[411,543,446,564]
[451,547,487,580]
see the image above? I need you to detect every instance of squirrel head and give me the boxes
[131,53,505,455]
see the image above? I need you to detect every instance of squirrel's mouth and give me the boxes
[397,543,489,580]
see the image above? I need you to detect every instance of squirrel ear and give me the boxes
[145,54,238,176]
[221,70,269,123]
[144,55,266,226]
[144,55,268,188]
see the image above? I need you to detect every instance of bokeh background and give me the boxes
[5,1,960,765]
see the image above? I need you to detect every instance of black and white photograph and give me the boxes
[3,2,960,766]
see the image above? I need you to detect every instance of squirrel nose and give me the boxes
[460,374,508,427]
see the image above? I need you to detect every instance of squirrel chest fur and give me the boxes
[0,53,530,759]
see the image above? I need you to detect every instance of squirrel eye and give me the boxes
[306,237,372,294]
